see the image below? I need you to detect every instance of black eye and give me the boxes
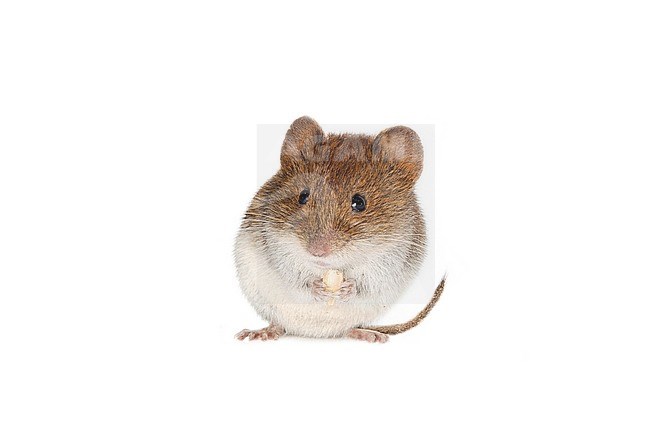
[351,194,366,212]
[298,189,310,205]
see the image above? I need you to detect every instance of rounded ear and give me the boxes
[280,116,324,168]
[372,126,424,181]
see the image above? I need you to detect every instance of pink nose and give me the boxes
[307,236,332,257]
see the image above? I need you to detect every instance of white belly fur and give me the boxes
[234,229,413,338]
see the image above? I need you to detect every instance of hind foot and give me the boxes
[235,324,285,341]
[347,328,389,343]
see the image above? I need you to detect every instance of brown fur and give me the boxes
[243,117,426,259]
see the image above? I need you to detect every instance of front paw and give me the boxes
[311,279,357,302]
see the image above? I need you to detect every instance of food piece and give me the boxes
[322,269,344,306]
[322,269,344,292]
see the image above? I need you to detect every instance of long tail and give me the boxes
[367,274,446,335]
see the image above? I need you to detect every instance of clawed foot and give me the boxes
[347,328,389,343]
[312,279,357,302]
[235,324,285,341]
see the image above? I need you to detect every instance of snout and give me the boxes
[306,234,334,258]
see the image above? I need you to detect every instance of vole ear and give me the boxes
[372,126,424,181]
[280,116,324,168]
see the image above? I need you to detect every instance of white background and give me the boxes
[1,1,649,428]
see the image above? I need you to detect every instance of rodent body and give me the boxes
[234,117,443,342]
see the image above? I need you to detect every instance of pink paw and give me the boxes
[235,325,285,341]
[347,328,389,343]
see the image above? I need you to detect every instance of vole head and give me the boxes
[245,116,425,272]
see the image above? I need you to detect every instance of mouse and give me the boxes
[234,116,445,343]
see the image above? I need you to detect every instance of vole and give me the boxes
[234,116,445,343]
